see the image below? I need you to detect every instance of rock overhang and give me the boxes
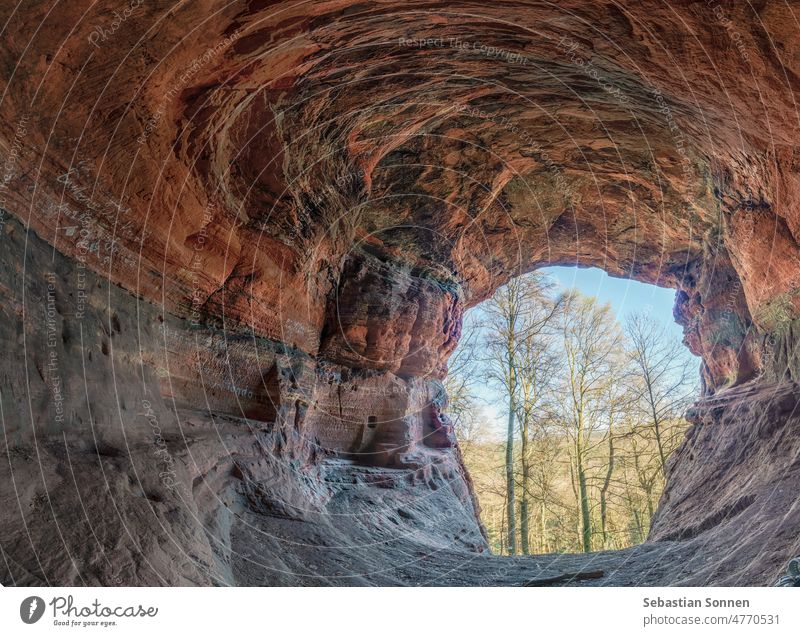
[2,0,800,586]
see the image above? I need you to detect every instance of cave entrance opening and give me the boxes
[445,265,700,556]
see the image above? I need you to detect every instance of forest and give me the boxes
[445,272,699,555]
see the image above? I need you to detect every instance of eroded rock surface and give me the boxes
[2,1,800,586]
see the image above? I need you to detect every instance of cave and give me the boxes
[2,1,800,587]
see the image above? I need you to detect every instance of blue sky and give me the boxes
[540,265,685,343]
[458,265,692,434]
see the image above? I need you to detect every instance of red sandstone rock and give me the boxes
[1,0,800,586]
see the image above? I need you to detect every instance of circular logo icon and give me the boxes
[20,596,45,624]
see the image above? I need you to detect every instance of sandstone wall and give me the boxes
[2,0,800,585]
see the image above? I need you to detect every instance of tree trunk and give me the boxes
[500,497,507,555]
[632,508,644,544]
[520,413,530,555]
[645,486,655,531]
[504,316,518,556]
[599,432,615,549]
[575,418,592,553]
[539,500,548,553]
[646,380,668,476]
[577,459,592,553]
[506,396,517,555]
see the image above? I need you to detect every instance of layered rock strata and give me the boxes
[2,1,800,585]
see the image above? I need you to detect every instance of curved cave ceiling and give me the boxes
[2,0,800,586]
[3,2,798,368]
[4,0,799,383]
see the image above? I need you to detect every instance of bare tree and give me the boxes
[515,293,563,554]
[526,412,564,553]
[481,272,556,554]
[445,275,699,556]
[596,383,634,549]
[444,312,482,453]
[626,312,697,477]
[558,291,624,553]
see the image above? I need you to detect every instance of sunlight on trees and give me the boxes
[445,270,699,555]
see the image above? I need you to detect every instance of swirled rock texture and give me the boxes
[1,0,800,585]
